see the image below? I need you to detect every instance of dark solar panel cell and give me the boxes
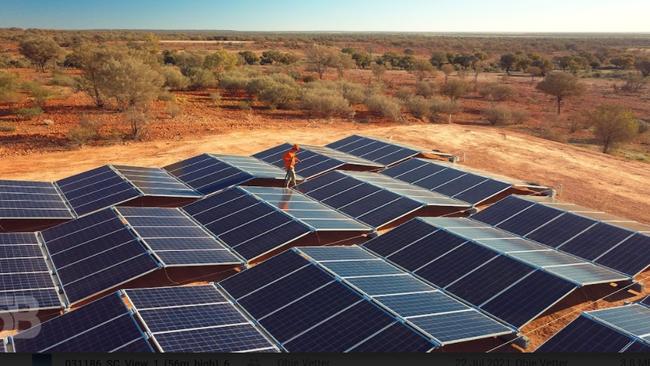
[298,177,359,202]
[297,158,342,179]
[381,159,430,179]
[237,264,333,318]
[70,187,140,217]
[12,294,127,352]
[156,249,240,266]
[326,135,362,149]
[388,229,468,271]
[204,203,274,234]
[56,166,115,190]
[322,184,382,208]
[0,245,43,259]
[434,174,487,197]
[113,338,154,352]
[220,251,310,299]
[414,168,465,190]
[45,217,126,255]
[218,211,293,247]
[61,175,125,200]
[126,285,226,309]
[482,270,577,328]
[349,322,435,352]
[537,316,633,352]
[0,232,39,245]
[596,234,650,276]
[363,218,438,257]
[560,223,633,260]
[154,324,275,352]
[446,256,534,306]
[376,149,420,165]
[295,171,346,195]
[41,208,116,242]
[138,303,247,333]
[624,341,650,353]
[416,244,497,288]
[131,226,207,238]
[472,196,536,226]
[357,197,421,228]
[63,253,159,303]
[143,237,226,251]
[0,257,49,273]
[164,153,213,173]
[497,204,564,237]
[0,289,61,312]
[454,180,511,205]
[46,314,144,352]
[50,229,136,268]
[285,300,396,352]
[0,272,57,292]
[525,213,597,248]
[410,310,511,343]
[259,282,361,342]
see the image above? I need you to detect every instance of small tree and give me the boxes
[636,59,650,77]
[588,105,638,153]
[203,50,239,75]
[371,63,387,83]
[527,66,543,83]
[499,53,517,75]
[429,52,447,69]
[19,36,63,72]
[0,71,19,103]
[409,59,435,81]
[441,64,454,84]
[238,51,259,65]
[305,45,340,80]
[536,72,585,115]
[23,81,54,108]
[441,79,470,101]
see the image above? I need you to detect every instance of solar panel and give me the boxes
[117,207,242,267]
[537,315,636,352]
[113,165,200,198]
[0,232,62,314]
[183,186,369,262]
[297,246,513,345]
[254,143,383,179]
[297,171,468,229]
[382,159,513,205]
[164,154,287,195]
[11,293,151,353]
[218,250,438,352]
[327,135,423,166]
[642,296,650,307]
[40,208,160,304]
[0,180,73,220]
[589,305,650,339]
[125,285,279,353]
[474,195,650,276]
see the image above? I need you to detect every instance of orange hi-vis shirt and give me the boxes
[283,150,299,170]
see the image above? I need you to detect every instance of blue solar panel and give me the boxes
[497,204,564,237]
[382,158,437,180]
[254,143,347,179]
[164,154,257,194]
[259,281,361,343]
[525,213,596,248]
[481,270,577,327]
[12,293,147,353]
[114,166,200,198]
[348,323,435,352]
[320,260,403,277]
[537,315,634,352]
[434,173,487,197]
[454,180,512,205]
[624,341,650,352]
[126,285,226,309]
[374,291,467,318]
[363,219,437,257]
[410,310,511,343]
[283,301,398,352]
[589,305,650,338]
[472,196,536,226]
[415,244,498,288]
[387,229,469,271]
[298,246,377,261]
[327,135,421,166]
[140,303,248,333]
[446,256,534,305]
[220,251,310,299]
[559,223,633,260]
[154,324,276,353]
[0,180,73,219]
[346,275,432,296]
[595,234,650,276]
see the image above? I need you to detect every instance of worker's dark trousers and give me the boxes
[285,168,297,188]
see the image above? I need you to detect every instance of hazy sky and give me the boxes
[1,0,649,32]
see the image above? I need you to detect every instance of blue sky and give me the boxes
[1,0,649,32]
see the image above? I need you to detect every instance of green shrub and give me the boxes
[15,107,44,120]
[484,106,514,126]
[23,81,54,108]
[337,81,365,104]
[395,87,413,101]
[440,79,470,101]
[259,82,299,109]
[430,98,460,122]
[301,88,353,118]
[511,109,530,125]
[365,94,402,122]
[219,72,250,94]
[68,118,101,146]
[185,67,217,90]
[158,91,176,102]
[161,66,190,90]
[415,81,437,97]
[0,71,20,103]
[50,73,77,88]
[479,83,516,101]
[404,96,431,120]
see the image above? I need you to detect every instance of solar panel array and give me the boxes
[0,180,73,220]
[362,217,607,328]
[11,293,153,353]
[183,186,371,262]
[297,246,513,345]
[383,159,513,205]
[473,195,650,276]
[117,207,242,267]
[297,171,470,229]
[55,165,199,217]
[0,233,62,314]
[164,154,288,195]
[219,250,438,352]
[254,143,383,179]
[538,302,650,352]
[125,285,279,353]
[327,135,424,166]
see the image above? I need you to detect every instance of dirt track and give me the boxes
[1,123,649,223]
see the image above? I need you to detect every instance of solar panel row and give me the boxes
[254,143,382,180]
[0,180,73,219]
[363,218,586,328]
[0,232,62,314]
[125,286,279,353]
[164,154,287,195]
[383,159,513,205]
[538,302,650,352]
[298,171,458,229]
[297,246,513,345]
[473,196,650,276]
[327,135,423,166]
[113,165,201,198]
[219,250,437,352]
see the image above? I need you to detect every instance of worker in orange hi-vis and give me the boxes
[283,144,300,188]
